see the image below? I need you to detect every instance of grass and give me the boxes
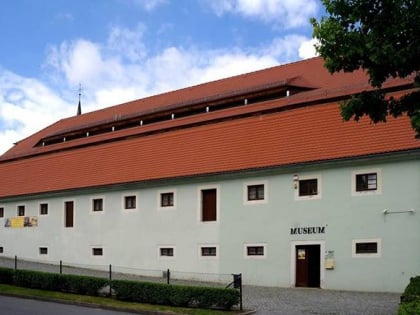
[0,284,241,315]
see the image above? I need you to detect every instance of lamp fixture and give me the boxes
[293,174,299,189]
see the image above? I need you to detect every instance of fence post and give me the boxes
[59,260,62,274]
[167,268,170,285]
[14,255,17,271]
[109,264,112,297]
[233,273,243,311]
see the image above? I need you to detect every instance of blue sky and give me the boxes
[0,0,323,154]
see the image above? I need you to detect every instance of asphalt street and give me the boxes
[0,295,138,315]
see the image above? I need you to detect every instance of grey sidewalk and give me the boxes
[242,285,400,315]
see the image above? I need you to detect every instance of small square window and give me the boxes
[161,192,174,207]
[160,247,174,257]
[17,205,25,216]
[355,242,378,254]
[124,196,136,209]
[92,248,103,256]
[247,185,265,201]
[356,173,377,192]
[0,207,4,218]
[201,247,217,257]
[40,203,48,215]
[39,247,48,255]
[247,246,264,256]
[92,199,103,212]
[299,179,318,196]
[352,239,381,258]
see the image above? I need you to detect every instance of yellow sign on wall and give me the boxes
[4,216,38,228]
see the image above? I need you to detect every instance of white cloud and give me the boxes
[207,0,319,28]
[0,70,73,154]
[298,38,319,59]
[131,0,168,11]
[1,20,313,155]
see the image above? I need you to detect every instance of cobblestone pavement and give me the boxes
[0,257,400,315]
[242,285,400,315]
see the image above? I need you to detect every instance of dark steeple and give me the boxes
[77,84,82,116]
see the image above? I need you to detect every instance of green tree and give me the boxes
[311,0,420,137]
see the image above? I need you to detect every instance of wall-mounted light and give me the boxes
[383,208,415,215]
[293,174,299,189]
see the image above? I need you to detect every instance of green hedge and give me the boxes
[13,269,109,296]
[399,276,420,315]
[0,267,239,310]
[112,279,239,310]
[0,267,14,284]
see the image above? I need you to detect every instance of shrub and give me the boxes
[0,267,14,284]
[112,280,239,310]
[13,269,108,296]
[399,276,420,315]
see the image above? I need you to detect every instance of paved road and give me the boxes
[242,286,400,315]
[0,295,138,315]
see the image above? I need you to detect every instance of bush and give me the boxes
[399,276,420,315]
[112,280,239,310]
[0,267,14,284]
[13,269,108,296]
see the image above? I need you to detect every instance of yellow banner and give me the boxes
[5,216,38,228]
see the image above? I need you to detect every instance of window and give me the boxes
[201,188,217,222]
[92,198,103,212]
[0,247,3,254]
[39,247,48,255]
[356,173,377,191]
[65,201,74,228]
[40,203,48,215]
[17,205,25,216]
[247,246,264,256]
[92,248,103,256]
[244,244,267,258]
[299,179,318,196]
[161,192,174,207]
[201,246,217,257]
[248,185,264,201]
[124,196,136,210]
[295,175,321,200]
[352,239,381,258]
[160,247,174,257]
[0,207,4,218]
[352,169,382,196]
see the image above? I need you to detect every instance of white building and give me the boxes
[0,57,419,292]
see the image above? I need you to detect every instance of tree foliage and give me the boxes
[311,0,420,137]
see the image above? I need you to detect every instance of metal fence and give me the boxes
[0,255,234,285]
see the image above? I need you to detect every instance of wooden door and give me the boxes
[295,245,320,287]
[65,201,74,227]
[201,189,217,221]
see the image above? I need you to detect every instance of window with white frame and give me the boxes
[244,181,268,205]
[199,245,218,258]
[0,207,4,218]
[39,247,48,255]
[159,246,175,258]
[352,239,381,258]
[352,169,381,195]
[39,203,48,215]
[123,195,137,210]
[92,198,103,212]
[244,243,267,258]
[295,175,321,200]
[17,205,25,216]
[92,248,103,256]
[159,190,175,209]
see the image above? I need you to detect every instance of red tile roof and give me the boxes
[0,57,419,198]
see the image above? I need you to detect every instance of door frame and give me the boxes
[290,240,325,288]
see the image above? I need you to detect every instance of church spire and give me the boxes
[77,83,82,116]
